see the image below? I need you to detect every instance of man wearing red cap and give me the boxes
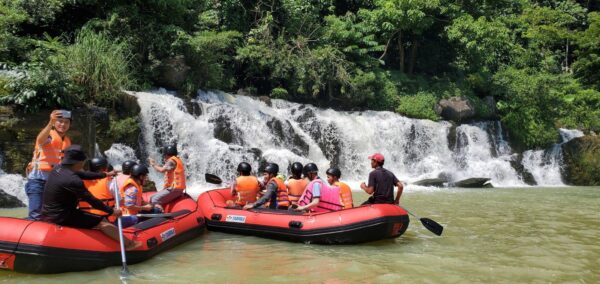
[360,153,404,205]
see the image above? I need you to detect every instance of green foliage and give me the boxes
[108,116,139,146]
[573,12,600,88]
[396,92,439,121]
[270,87,288,99]
[493,67,572,148]
[62,29,134,105]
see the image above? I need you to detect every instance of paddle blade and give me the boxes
[420,218,444,236]
[120,265,130,279]
[205,173,223,184]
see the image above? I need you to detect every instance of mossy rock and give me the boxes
[561,136,600,186]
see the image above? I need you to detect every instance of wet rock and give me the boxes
[413,178,447,187]
[437,97,476,123]
[0,189,25,208]
[266,118,309,156]
[210,114,240,145]
[184,98,202,118]
[561,136,600,186]
[258,96,272,107]
[510,153,536,185]
[451,177,492,188]
[482,96,498,118]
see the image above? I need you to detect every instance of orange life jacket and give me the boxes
[287,178,308,206]
[335,181,354,209]
[80,177,116,222]
[164,156,186,190]
[270,177,290,208]
[29,130,71,172]
[235,176,261,206]
[119,178,143,216]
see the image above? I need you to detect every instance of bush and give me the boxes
[396,92,440,121]
[62,29,134,106]
[270,87,288,99]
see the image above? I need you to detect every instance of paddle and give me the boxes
[205,173,223,184]
[402,207,444,236]
[136,212,178,218]
[111,178,130,277]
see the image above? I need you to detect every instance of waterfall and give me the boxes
[0,90,587,204]
[521,128,584,186]
[0,154,28,205]
[129,90,536,189]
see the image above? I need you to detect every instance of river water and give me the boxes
[1,187,598,283]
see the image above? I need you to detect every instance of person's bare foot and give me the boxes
[126,240,143,250]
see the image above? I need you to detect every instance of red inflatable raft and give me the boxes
[198,188,409,244]
[0,193,205,274]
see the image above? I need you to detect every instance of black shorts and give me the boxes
[60,210,104,229]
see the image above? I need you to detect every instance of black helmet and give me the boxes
[131,164,149,177]
[326,167,341,178]
[263,163,279,175]
[303,163,318,174]
[237,162,252,175]
[290,162,303,175]
[122,160,137,175]
[89,157,108,172]
[164,145,178,156]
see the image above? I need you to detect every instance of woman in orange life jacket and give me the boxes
[24,110,72,220]
[326,167,354,209]
[119,164,163,228]
[78,157,117,222]
[293,163,343,213]
[225,162,261,208]
[286,162,308,206]
[243,163,290,210]
[148,145,186,206]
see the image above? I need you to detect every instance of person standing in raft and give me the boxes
[326,167,353,209]
[41,145,141,250]
[360,153,404,205]
[119,165,162,227]
[78,157,116,222]
[226,162,261,208]
[243,163,289,210]
[148,145,186,206]
[24,110,72,220]
[294,163,343,213]
[286,162,307,207]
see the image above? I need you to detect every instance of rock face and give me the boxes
[0,189,25,207]
[437,97,476,122]
[413,178,447,187]
[452,177,493,188]
[561,136,600,186]
[156,56,190,90]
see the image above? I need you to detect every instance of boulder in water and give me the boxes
[452,177,493,188]
[0,189,25,208]
[436,97,476,122]
[413,178,447,187]
[561,136,600,186]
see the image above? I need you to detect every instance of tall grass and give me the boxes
[64,28,134,105]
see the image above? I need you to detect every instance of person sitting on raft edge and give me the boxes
[148,145,187,206]
[243,163,289,210]
[360,153,404,205]
[293,163,343,213]
[226,162,261,208]
[41,145,142,250]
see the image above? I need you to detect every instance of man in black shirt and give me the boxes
[41,145,141,250]
[360,153,404,205]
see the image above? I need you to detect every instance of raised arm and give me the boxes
[35,110,61,145]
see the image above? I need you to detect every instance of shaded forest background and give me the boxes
[1,0,599,150]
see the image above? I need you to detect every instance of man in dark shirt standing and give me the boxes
[360,153,404,205]
[42,145,141,250]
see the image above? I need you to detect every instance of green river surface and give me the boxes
[1,187,599,283]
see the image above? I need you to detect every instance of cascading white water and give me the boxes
[521,128,584,186]
[0,154,28,204]
[0,90,588,204]
[127,89,549,190]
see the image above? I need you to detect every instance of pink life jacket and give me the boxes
[298,178,343,213]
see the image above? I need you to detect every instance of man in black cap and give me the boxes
[41,145,141,250]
